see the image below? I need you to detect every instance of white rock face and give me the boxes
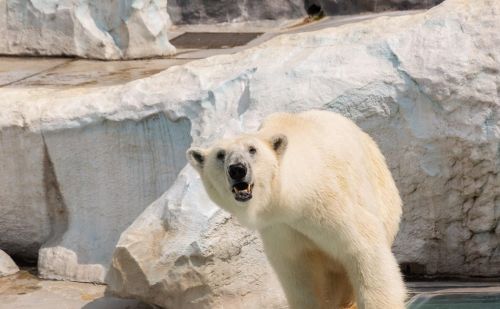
[105,0,499,306]
[0,85,193,282]
[0,249,19,277]
[0,0,175,59]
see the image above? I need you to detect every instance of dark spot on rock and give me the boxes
[400,262,427,278]
[307,3,322,16]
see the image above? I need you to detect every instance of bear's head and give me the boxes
[186,133,287,228]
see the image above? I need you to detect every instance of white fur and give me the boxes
[187,110,406,309]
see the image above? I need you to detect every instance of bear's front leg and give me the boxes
[259,224,323,309]
[294,215,407,309]
[341,241,406,309]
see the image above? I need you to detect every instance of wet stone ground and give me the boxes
[1,271,500,309]
[0,57,191,89]
[0,270,151,309]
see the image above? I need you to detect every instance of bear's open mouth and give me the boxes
[231,182,254,202]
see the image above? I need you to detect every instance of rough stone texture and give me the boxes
[38,113,192,282]
[167,0,305,24]
[167,0,443,24]
[0,0,175,59]
[107,168,286,308]
[105,0,499,307]
[0,128,49,264]
[0,250,19,277]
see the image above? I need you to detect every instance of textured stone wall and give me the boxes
[167,0,305,24]
[167,0,443,24]
[0,87,193,282]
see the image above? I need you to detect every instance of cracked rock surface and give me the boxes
[0,0,175,59]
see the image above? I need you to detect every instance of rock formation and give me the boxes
[0,86,192,282]
[0,0,175,59]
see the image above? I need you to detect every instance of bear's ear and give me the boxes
[270,134,288,157]
[186,147,206,171]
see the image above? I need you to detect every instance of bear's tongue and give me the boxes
[232,182,253,202]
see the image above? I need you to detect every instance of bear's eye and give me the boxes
[216,150,225,161]
[249,146,257,155]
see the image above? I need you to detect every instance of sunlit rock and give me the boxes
[0,0,175,59]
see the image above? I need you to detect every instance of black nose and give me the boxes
[228,163,247,180]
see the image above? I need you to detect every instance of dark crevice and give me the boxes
[306,3,323,16]
[9,254,38,268]
[313,0,444,15]
[401,262,427,279]
[40,133,69,248]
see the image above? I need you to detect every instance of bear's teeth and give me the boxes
[232,183,253,194]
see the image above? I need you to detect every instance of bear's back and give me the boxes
[258,110,402,243]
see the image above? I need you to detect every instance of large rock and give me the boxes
[0,86,192,282]
[106,0,499,307]
[0,0,175,59]
[37,112,192,282]
[0,249,19,277]
[107,168,286,308]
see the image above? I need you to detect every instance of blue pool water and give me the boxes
[408,293,500,309]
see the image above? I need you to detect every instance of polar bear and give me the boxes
[187,110,406,309]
